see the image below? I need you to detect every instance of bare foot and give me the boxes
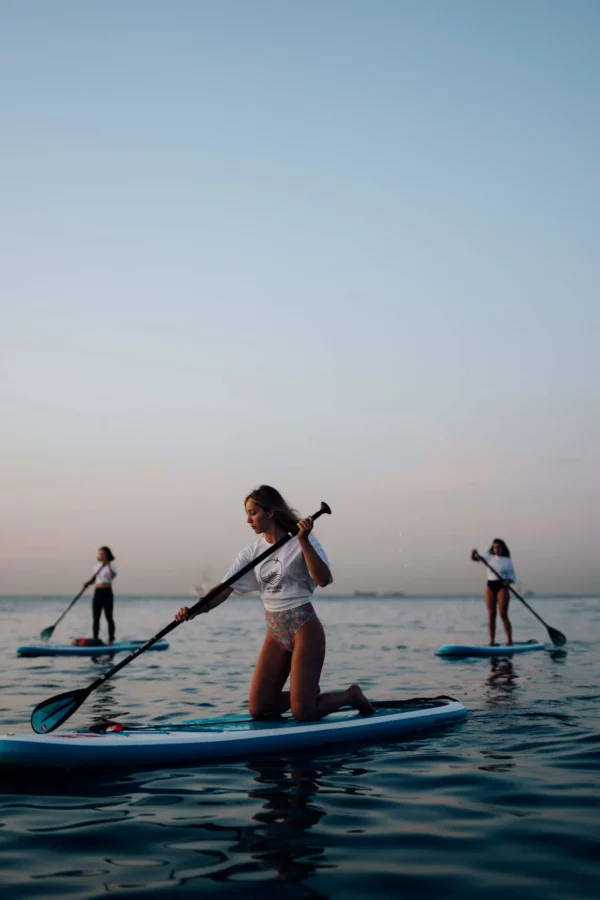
[488,642,498,647]
[347,684,375,715]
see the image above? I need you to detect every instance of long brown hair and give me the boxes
[488,538,510,558]
[245,485,299,534]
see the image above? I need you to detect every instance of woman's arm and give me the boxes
[175,583,233,622]
[298,518,332,588]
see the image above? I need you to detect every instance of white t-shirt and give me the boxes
[222,534,332,612]
[479,554,516,582]
[94,563,118,585]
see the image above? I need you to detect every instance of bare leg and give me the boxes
[289,619,374,721]
[485,585,498,645]
[248,633,292,719]
[498,588,512,645]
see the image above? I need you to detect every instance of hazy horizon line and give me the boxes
[2,593,598,600]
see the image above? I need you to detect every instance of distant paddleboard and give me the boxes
[0,697,467,768]
[436,641,545,658]
[17,641,169,658]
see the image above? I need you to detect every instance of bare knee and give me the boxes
[291,700,318,721]
[249,699,271,720]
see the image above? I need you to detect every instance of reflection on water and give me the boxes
[88,680,121,726]
[0,745,382,896]
[206,759,331,894]
[485,657,517,705]
[248,762,327,873]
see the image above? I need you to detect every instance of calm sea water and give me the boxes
[0,594,599,899]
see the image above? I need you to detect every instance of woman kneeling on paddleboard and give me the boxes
[175,485,374,721]
[471,539,516,646]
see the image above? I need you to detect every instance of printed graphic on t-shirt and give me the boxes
[259,558,283,593]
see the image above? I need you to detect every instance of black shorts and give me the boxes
[487,580,507,598]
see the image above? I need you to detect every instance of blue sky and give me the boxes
[1,1,599,594]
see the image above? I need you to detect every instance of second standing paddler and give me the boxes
[471,538,516,646]
[83,546,118,644]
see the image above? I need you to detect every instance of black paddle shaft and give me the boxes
[41,560,115,640]
[83,502,332,694]
[46,586,86,628]
[476,553,566,646]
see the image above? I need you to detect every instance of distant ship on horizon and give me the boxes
[352,591,405,597]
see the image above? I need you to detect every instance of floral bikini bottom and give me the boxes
[265,602,319,654]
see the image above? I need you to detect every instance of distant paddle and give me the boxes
[475,552,567,647]
[40,583,92,642]
[31,502,332,734]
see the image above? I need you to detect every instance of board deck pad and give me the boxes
[0,697,467,768]
[89,697,458,734]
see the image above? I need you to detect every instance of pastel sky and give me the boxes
[1,1,599,595]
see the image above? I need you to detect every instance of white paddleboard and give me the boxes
[0,698,467,768]
[17,641,170,658]
[437,641,545,658]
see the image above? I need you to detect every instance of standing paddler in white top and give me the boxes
[175,485,374,721]
[83,546,118,644]
[471,539,516,646]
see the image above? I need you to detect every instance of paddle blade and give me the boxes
[548,626,567,647]
[31,687,90,734]
[40,626,54,642]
